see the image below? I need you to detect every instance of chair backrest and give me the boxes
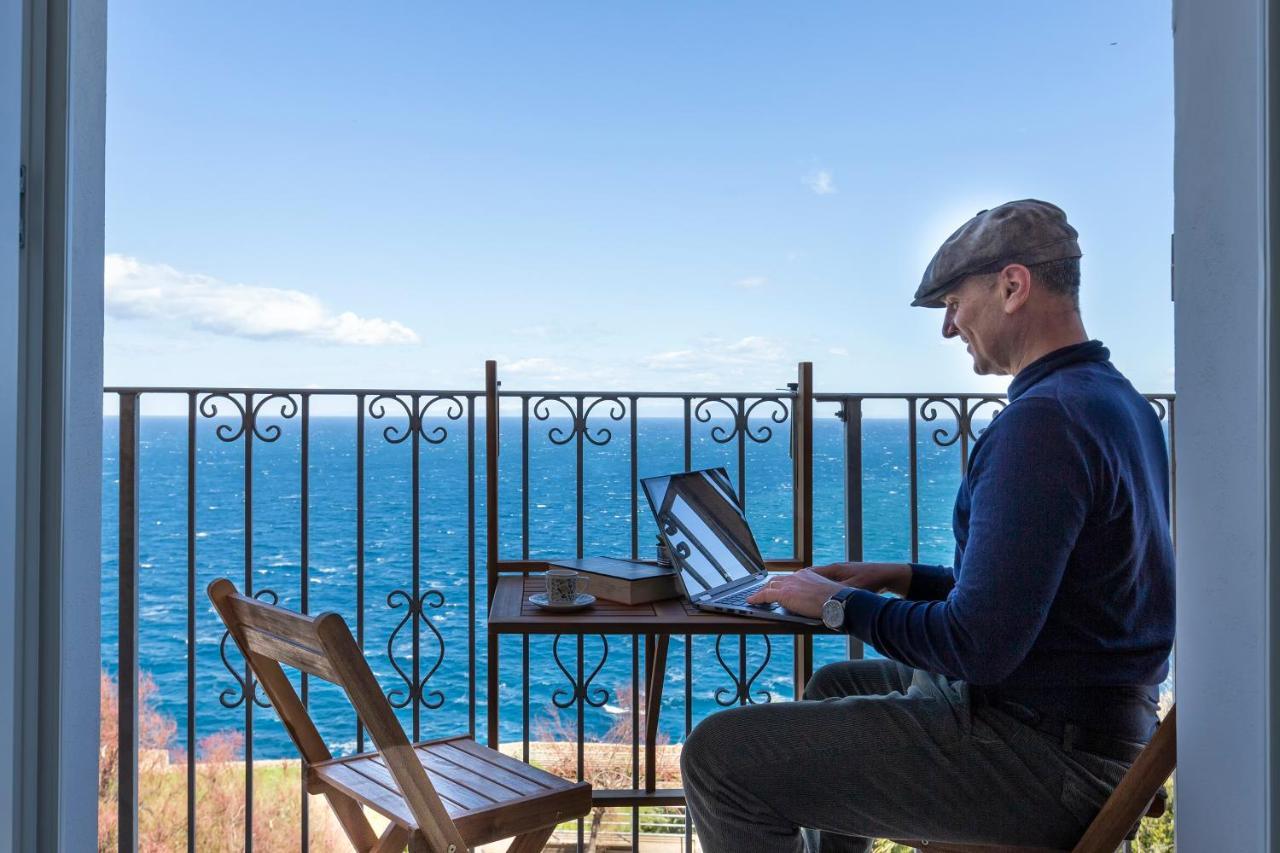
[208,578,468,853]
[1072,703,1177,853]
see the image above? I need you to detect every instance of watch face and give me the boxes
[822,597,844,629]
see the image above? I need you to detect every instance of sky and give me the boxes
[104,2,1174,408]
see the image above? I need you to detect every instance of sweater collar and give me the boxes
[1008,340,1110,400]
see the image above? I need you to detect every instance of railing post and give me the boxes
[118,391,140,852]
[842,396,864,660]
[792,363,814,697]
[485,361,500,748]
[792,363,814,565]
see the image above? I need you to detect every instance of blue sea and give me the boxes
[98,414,992,760]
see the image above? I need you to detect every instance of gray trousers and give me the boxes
[680,659,1131,853]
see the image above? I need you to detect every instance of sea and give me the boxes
[98,413,1140,761]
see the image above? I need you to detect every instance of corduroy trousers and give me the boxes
[680,659,1131,853]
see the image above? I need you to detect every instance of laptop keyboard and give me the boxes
[715,582,777,609]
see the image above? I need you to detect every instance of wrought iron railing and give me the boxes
[102,363,1174,852]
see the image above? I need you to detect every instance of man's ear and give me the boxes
[1000,264,1032,314]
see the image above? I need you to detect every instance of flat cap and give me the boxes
[911,199,1082,308]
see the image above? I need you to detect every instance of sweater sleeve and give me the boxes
[841,399,1094,685]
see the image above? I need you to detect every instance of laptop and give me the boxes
[640,467,821,626]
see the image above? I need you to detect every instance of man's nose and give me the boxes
[941,308,958,338]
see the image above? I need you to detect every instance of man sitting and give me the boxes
[680,199,1175,852]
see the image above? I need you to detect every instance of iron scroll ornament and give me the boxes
[550,634,611,709]
[693,396,790,445]
[368,394,415,444]
[217,588,279,710]
[742,397,790,444]
[417,395,466,445]
[198,392,298,443]
[368,394,465,445]
[532,396,626,447]
[581,396,626,446]
[920,397,964,448]
[385,589,448,710]
[1147,396,1169,423]
[965,397,1006,441]
[712,635,774,706]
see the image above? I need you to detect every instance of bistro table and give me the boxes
[487,572,833,806]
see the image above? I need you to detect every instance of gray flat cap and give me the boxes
[911,199,1082,308]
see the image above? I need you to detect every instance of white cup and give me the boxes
[545,569,589,604]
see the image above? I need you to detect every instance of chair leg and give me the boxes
[372,823,410,853]
[407,832,462,853]
[506,824,557,853]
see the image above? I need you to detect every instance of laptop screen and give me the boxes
[641,468,767,596]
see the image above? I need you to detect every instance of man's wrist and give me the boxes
[822,587,858,631]
[882,563,912,597]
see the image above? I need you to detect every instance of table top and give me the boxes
[487,575,832,636]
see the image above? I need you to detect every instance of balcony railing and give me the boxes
[101,363,1175,852]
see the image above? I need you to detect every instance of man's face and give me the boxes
[940,274,1008,375]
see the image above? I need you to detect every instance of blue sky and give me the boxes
[105,2,1173,404]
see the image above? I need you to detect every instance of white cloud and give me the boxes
[803,169,837,195]
[733,276,768,289]
[643,335,787,373]
[725,336,785,360]
[505,357,563,374]
[103,254,419,346]
[828,346,849,357]
[493,356,628,388]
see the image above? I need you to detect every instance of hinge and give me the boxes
[18,165,25,250]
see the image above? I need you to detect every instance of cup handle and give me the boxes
[575,576,590,595]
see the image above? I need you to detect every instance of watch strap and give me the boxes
[831,587,858,605]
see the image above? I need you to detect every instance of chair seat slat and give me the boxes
[366,751,497,811]
[314,737,591,822]
[413,748,526,801]
[316,763,418,829]
[445,736,574,790]
[428,742,551,797]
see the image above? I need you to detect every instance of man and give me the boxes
[679,200,1175,851]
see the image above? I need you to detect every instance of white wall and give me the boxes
[0,0,24,848]
[1173,0,1272,848]
[2,0,106,849]
[59,0,107,848]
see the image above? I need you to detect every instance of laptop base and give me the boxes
[694,600,822,626]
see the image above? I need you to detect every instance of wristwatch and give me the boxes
[821,588,857,631]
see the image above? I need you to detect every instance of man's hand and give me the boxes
[808,562,912,598]
[745,568,847,618]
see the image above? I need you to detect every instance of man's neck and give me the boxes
[1009,317,1089,376]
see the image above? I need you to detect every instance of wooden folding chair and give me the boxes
[890,704,1177,853]
[209,578,592,853]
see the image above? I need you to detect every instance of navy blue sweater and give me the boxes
[842,341,1175,739]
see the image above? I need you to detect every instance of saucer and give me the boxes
[529,592,596,612]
